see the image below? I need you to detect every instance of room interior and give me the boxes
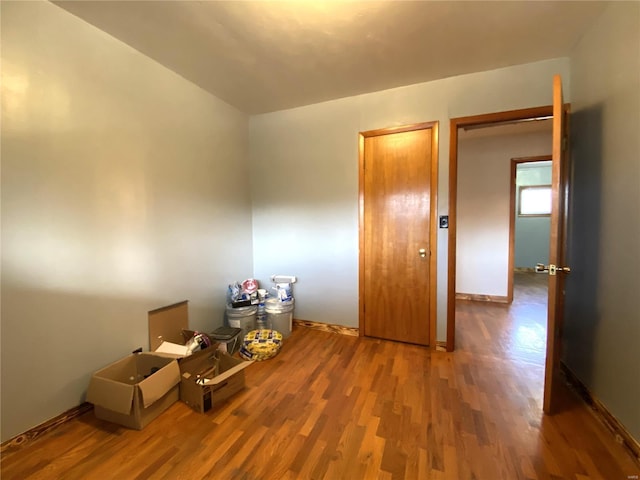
[1,0,639,477]
[456,120,552,302]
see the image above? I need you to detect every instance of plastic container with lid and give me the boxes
[265,298,294,339]
[225,304,257,338]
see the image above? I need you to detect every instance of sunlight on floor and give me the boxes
[509,323,547,365]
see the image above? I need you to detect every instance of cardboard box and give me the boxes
[148,300,216,356]
[179,348,253,413]
[148,300,253,413]
[86,352,181,430]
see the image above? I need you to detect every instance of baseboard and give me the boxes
[560,362,640,465]
[0,402,93,454]
[294,319,447,351]
[455,292,509,304]
[293,318,359,337]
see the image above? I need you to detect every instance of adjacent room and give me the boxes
[2,1,639,478]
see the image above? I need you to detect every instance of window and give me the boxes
[518,185,551,216]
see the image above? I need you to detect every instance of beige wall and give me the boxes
[250,58,570,335]
[457,131,551,297]
[1,1,252,441]
[566,1,640,440]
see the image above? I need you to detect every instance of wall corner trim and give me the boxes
[561,362,640,466]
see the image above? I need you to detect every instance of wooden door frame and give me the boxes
[508,155,553,303]
[358,121,439,348]
[447,106,553,352]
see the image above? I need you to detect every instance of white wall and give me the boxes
[457,132,551,296]
[567,2,640,440]
[0,1,253,441]
[514,163,552,269]
[250,58,570,333]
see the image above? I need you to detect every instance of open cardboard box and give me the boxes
[85,301,211,430]
[149,300,253,413]
[86,352,181,430]
[178,347,252,413]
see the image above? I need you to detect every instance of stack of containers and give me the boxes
[265,275,296,339]
[225,279,258,338]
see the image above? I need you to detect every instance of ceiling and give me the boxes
[53,1,607,114]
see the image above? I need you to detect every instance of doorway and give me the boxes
[358,122,438,346]
[510,156,553,298]
[455,121,552,306]
[450,77,570,415]
[447,106,554,351]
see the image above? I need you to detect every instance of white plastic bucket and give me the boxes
[265,298,294,338]
[226,305,257,338]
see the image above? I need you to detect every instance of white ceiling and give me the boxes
[53,1,607,114]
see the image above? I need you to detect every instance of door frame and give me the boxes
[358,121,439,348]
[508,155,553,303]
[447,106,553,352]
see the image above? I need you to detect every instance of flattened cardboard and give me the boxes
[178,349,253,414]
[87,352,180,429]
[148,301,216,356]
[155,341,190,356]
[148,300,189,352]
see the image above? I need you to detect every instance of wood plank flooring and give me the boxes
[2,273,638,479]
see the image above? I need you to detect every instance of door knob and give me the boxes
[536,263,571,276]
[418,248,427,258]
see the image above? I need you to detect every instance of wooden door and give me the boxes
[542,75,571,413]
[360,123,438,346]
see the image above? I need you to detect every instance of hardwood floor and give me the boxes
[2,273,638,479]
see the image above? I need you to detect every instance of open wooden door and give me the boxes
[539,75,571,414]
